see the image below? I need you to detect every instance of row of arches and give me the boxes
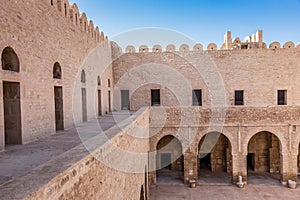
[155,131,286,185]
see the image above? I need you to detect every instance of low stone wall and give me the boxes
[0,108,150,200]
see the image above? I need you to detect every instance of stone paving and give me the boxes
[0,111,131,186]
[150,184,300,200]
[152,170,300,199]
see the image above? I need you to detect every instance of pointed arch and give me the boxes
[1,47,20,72]
[53,62,62,79]
[198,132,232,174]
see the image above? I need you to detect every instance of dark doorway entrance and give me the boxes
[247,153,255,171]
[121,90,129,110]
[156,135,184,184]
[200,153,211,170]
[108,91,111,112]
[82,88,87,122]
[161,153,172,170]
[98,90,102,116]
[247,131,281,184]
[3,81,22,144]
[54,86,64,131]
[140,185,145,200]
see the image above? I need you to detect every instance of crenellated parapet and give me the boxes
[49,0,109,44]
[152,45,162,52]
[123,30,299,53]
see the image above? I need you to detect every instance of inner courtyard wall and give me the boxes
[113,49,300,109]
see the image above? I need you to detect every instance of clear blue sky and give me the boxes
[71,0,300,49]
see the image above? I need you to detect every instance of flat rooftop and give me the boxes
[0,111,132,197]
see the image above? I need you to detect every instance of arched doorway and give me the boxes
[53,62,64,131]
[156,135,184,183]
[81,70,87,122]
[198,132,232,184]
[2,47,22,145]
[247,131,281,184]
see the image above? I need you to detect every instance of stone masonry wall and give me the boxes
[113,49,300,110]
[0,0,114,150]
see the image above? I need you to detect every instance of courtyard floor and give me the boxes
[150,183,300,200]
[152,170,300,199]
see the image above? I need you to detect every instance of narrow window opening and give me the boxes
[278,90,287,105]
[108,79,110,87]
[64,3,67,16]
[75,14,78,25]
[81,70,86,83]
[192,89,202,106]
[51,0,53,6]
[97,76,101,86]
[151,89,160,106]
[235,90,244,105]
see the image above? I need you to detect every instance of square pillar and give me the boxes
[280,153,298,184]
[232,153,247,184]
[183,150,198,184]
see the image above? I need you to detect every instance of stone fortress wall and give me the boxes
[1,0,300,199]
[0,0,114,150]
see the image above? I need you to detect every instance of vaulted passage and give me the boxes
[156,135,184,183]
[198,132,232,184]
[3,82,22,145]
[247,131,281,184]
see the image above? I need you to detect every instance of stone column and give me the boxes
[231,153,247,184]
[183,150,198,184]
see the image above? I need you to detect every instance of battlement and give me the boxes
[123,30,300,53]
[49,0,108,44]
